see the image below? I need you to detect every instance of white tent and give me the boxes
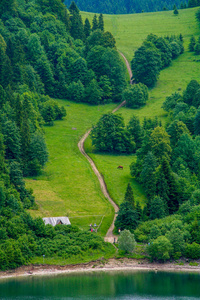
[43,217,71,226]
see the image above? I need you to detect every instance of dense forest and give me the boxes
[64,0,188,14]
[0,0,120,270]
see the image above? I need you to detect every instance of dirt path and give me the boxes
[119,51,133,84]
[78,53,132,244]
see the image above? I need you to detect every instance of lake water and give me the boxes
[0,270,200,300]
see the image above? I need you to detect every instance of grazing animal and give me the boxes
[117,165,123,169]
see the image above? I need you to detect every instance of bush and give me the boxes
[185,242,200,259]
[118,229,137,253]
[147,236,173,262]
[123,83,148,108]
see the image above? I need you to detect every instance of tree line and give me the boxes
[64,0,188,14]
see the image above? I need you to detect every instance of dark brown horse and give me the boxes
[117,165,123,170]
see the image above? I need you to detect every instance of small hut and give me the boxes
[43,217,71,226]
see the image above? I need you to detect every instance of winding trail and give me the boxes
[119,51,133,84]
[78,52,132,243]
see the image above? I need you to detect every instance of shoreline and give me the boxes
[1,258,200,280]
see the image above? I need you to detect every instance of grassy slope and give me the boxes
[82,7,200,206]
[27,8,200,233]
[27,101,117,235]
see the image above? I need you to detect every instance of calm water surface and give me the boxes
[0,270,200,300]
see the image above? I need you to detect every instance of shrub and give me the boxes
[118,229,137,253]
[147,236,173,262]
[123,83,148,108]
[185,242,200,259]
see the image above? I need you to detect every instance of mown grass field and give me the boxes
[26,101,118,235]
[82,7,200,60]
[27,8,200,233]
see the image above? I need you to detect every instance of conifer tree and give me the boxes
[127,115,143,148]
[194,108,200,135]
[173,5,179,14]
[69,1,79,14]
[0,85,6,109]
[15,94,23,130]
[135,202,143,220]
[140,151,157,199]
[156,158,180,214]
[124,183,135,208]
[98,14,104,31]
[84,18,91,38]
[92,14,98,31]
[70,8,84,40]
[0,134,6,175]
[149,196,166,220]
[21,95,31,166]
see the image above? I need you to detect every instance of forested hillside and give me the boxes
[65,0,188,14]
[0,0,121,270]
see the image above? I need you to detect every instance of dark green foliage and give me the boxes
[124,183,135,207]
[147,34,172,68]
[87,46,126,102]
[29,132,48,168]
[131,43,161,87]
[147,235,173,262]
[98,75,112,103]
[157,158,180,214]
[115,201,139,232]
[196,8,200,23]
[189,36,196,51]
[185,242,200,259]
[194,42,200,55]
[84,18,91,38]
[140,152,157,199]
[167,120,190,147]
[127,115,143,149]
[41,103,55,125]
[70,8,84,40]
[102,31,116,48]
[69,1,79,14]
[149,196,166,220]
[173,7,179,14]
[131,34,183,87]
[1,119,21,161]
[68,80,85,103]
[162,92,182,112]
[85,79,102,105]
[150,126,172,162]
[183,80,200,106]
[98,14,104,32]
[123,83,148,108]
[92,14,98,31]
[64,0,187,14]
[194,108,200,135]
[91,113,135,153]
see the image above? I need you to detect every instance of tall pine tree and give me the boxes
[92,14,98,31]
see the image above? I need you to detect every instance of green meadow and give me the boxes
[82,7,200,60]
[27,101,117,235]
[27,8,200,233]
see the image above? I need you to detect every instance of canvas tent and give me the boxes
[43,217,71,226]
